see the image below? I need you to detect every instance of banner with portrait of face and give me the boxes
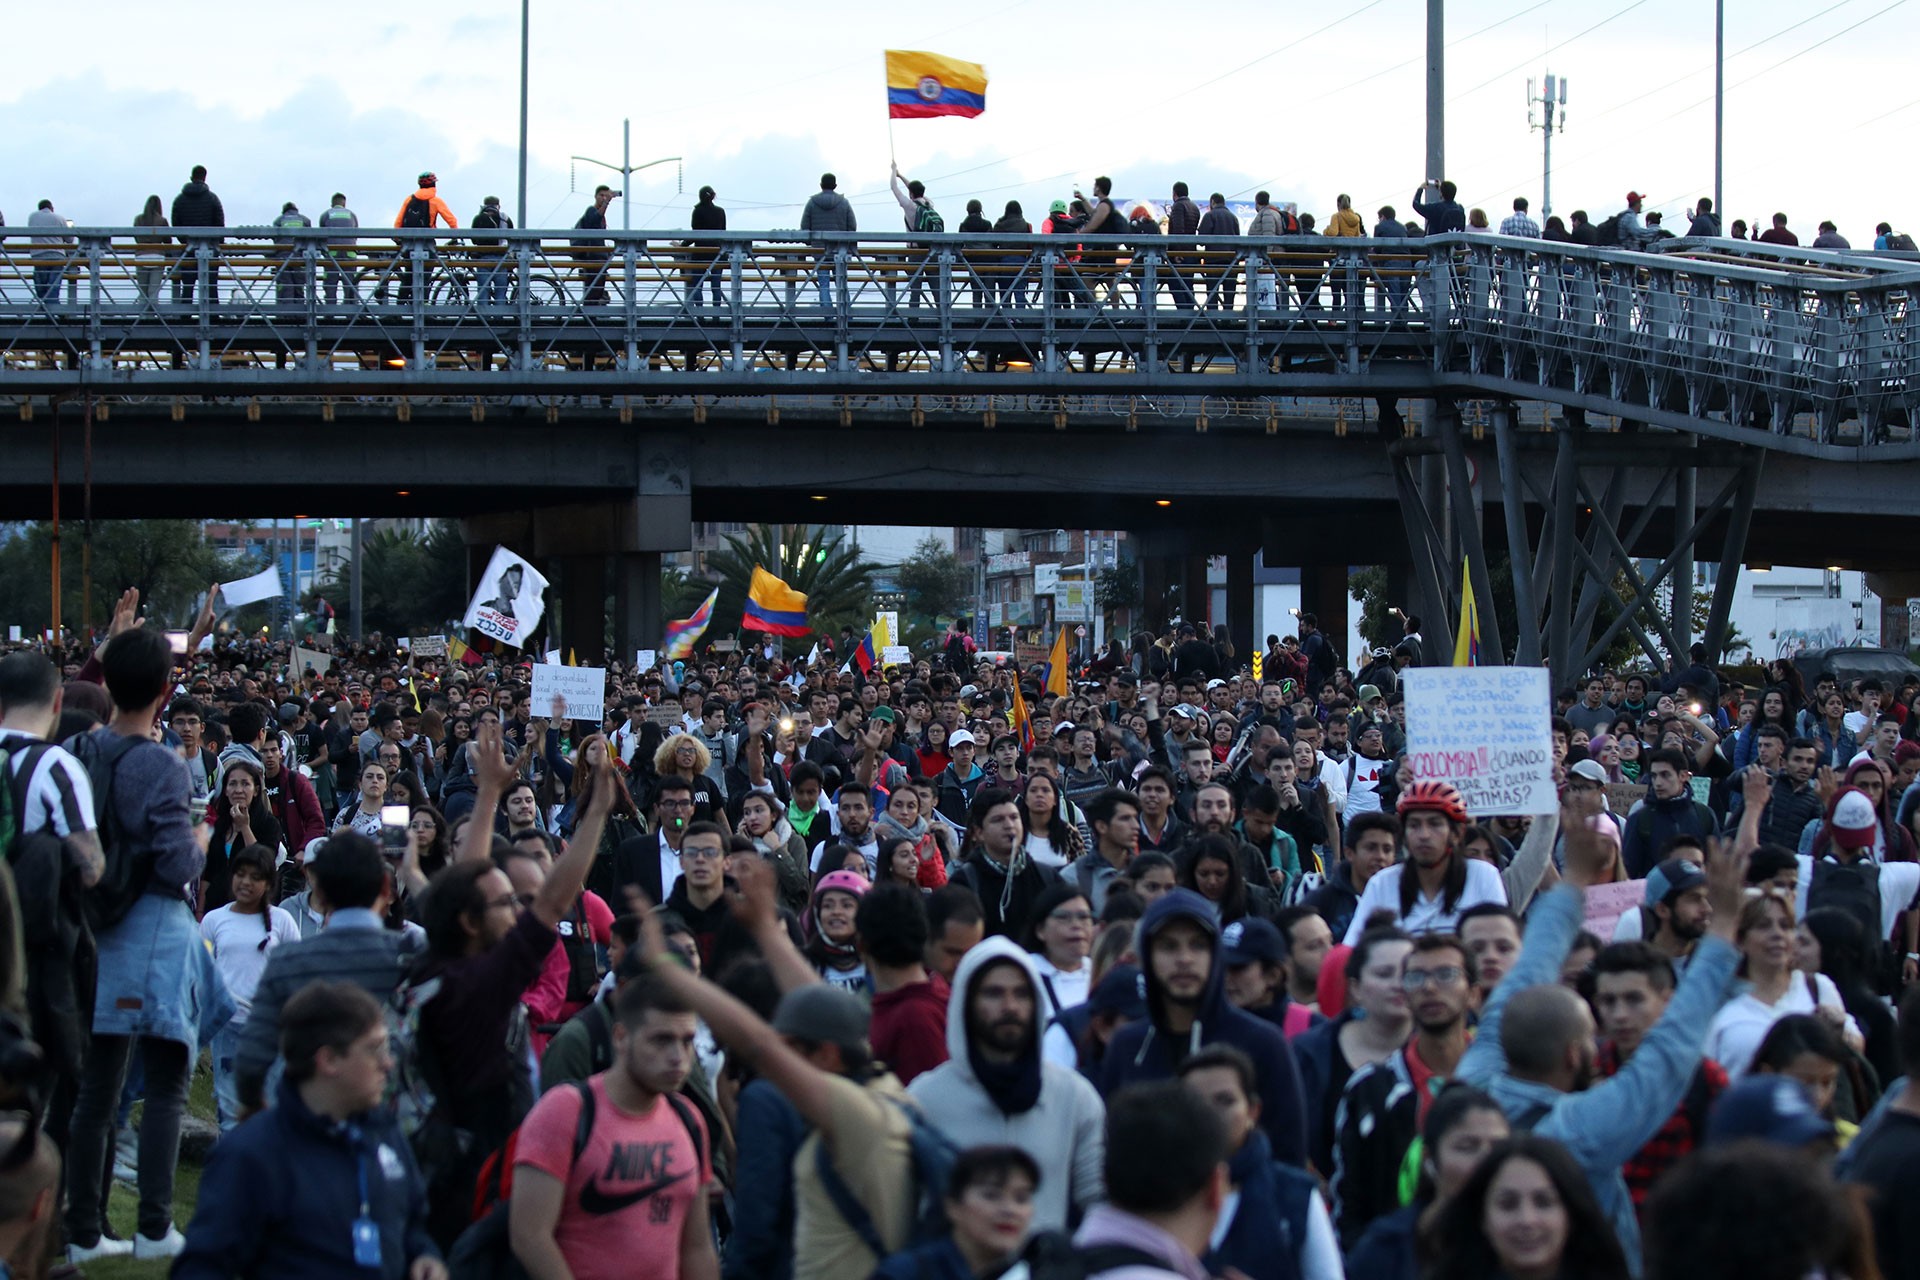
[462,546,549,648]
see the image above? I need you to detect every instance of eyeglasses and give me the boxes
[1401,966,1466,991]
[679,845,725,862]
[658,798,695,809]
[485,893,518,911]
[1048,910,1095,926]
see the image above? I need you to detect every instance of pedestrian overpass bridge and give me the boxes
[3,228,1916,677]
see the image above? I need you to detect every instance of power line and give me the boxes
[1453,0,1652,100]
[1163,0,1392,105]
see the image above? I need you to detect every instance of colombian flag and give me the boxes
[1453,560,1481,667]
[886,50,988,119]
[851,629,879,676]
[663,588,718,661]
[742,567,810,637]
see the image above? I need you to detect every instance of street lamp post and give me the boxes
[570,120,682,231]
[1714,0,1724,223]
[1426,0,1445,191]
[518,0,529,230]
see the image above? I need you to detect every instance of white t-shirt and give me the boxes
[199,904,301,1018]
[1705,972,1859,1082]
[1033,955,1090,1013]
[1342,859,1509,945]
[1023,833,1066,869]
[1793,854,1920,940]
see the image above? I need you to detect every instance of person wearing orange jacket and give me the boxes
[1323,193,1365,312]
[391,173,458,304]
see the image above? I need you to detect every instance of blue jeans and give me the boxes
[211,1020,243,1132]
[814,250,840,311]
[33,264,60,303]
[480,257,510,304]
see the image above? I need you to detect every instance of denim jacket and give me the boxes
[1456,884,1738,1275]
[93,892,233,1049]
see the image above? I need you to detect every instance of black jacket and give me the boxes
[948,847,1059,940]
[690,198,726,246]
[1167,196,1203,238]
[172,181,224,230]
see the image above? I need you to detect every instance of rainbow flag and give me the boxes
[742,567,810,637]
[663,588,718,660]
[886,50,988,119]
[1453,560,1481,667]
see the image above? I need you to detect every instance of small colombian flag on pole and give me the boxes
[1453,560,1482,667]
[742,567,811,637]
[885,50,989,119]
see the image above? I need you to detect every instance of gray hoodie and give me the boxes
[907,936,1107,1231]
[801,189,856,236]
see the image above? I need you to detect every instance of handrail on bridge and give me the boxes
[0,229,1914,458]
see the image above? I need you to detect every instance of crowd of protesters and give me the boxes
[0,585,1917,1280]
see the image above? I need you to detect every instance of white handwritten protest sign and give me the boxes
[635,649,658,673]
[410,635,448,659]
[532,664,607,723]
[1405,667,1557,816]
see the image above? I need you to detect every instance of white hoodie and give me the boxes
[907,937,1109,1232]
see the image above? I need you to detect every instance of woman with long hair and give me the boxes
[556,732,640,840]
[335,759,389,838]
[1800,907,1898,1087]
[736,789,813,913]
[1749,1013,1868,1132]
[1731,687,1798,771]
[132,193,169,305]
[916,718,953,778]
[1016,773,1083,869]
[1586,734,1627,784]
[1424,1134,1629,1280]
[205,760,284,912]
[1706,892,1861,1082]
[1178,835,1251,926]
[873,784,947,889]
[1346,1085,1512,1280]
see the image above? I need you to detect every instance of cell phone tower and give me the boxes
[1527,74,1569,219]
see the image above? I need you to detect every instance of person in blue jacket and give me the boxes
[1179,1045,1341,1280]
[1096,888,1309,1165]
[174,980,445,1280]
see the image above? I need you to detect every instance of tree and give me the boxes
[0,520,247,633]
[311,521,470,638]
[1096,555,1140,625]
[701,524,879,642]
[895,537,971,627]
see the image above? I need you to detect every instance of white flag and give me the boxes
[220,565,284,608]
[462,546,549,649]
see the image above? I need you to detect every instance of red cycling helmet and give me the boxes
[1396,779,1470,825]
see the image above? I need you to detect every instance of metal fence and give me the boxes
[0,228,1914,456]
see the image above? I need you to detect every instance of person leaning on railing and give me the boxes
[132,195,170,307]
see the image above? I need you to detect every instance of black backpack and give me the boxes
[401,196,434,230]
[471,207,510,247]
[1808,859,1890,988]
[62,731,157,932]
[1019,1231,1170,1280]
[1889,232,1917,252]
[1594,214,1624,247]
[0,741,95,1076]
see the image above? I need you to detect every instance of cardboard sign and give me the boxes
[1607,783,1647,815]
[1584,880,1647,939]
[462,546,549,649]
[882,645,912,666]
[410,635,448,659]
[1404,667,1557,816]
[532,664,607,723]
[292,645,333,674]
[647,704,687,730]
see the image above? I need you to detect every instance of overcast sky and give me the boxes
[3,0,1908,242]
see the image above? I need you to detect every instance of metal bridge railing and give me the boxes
[1,229,1914,454]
